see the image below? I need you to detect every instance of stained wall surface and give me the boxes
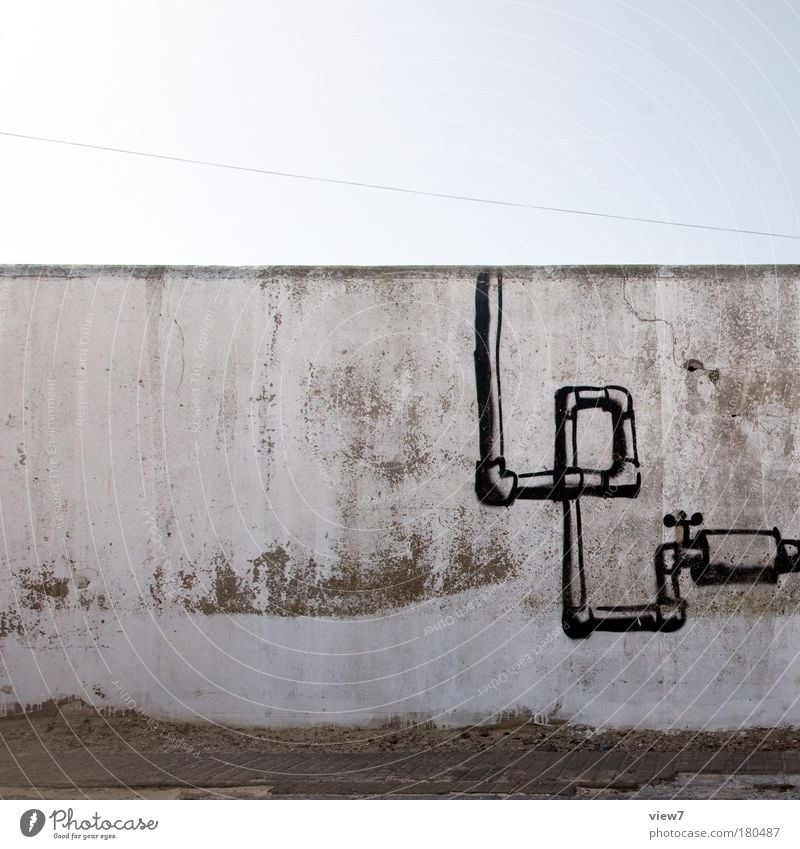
[1,265,800,729]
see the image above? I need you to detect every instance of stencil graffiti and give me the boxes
[473,269,800,638]
[656,511,800,600]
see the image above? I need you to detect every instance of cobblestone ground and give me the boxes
[1,701,799,799]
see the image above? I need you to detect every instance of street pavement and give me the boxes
[2,745,800,799]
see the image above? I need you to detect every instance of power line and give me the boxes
[1,128,798,241]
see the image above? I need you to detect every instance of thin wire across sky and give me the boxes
[2,129,798,242]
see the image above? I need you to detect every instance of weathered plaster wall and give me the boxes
[1,265,800,729]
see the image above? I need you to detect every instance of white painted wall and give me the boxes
[2,265,800,729]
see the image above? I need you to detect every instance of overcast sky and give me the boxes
[1,0,799,265]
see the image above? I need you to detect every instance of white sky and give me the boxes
[1,0,799,265]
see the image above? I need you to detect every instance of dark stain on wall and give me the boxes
[147,528,521,618]
[193,554,259,615]
[0,531,523,623]
[303,346,460,488]
[0,610,24,638]
[441,510,516,596]
[18,564,70,611]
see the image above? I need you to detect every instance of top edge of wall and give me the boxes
[1,264,800,279]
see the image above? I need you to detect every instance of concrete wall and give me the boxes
[2,264,800,729]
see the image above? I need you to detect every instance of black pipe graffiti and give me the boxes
[473,269,800,638]
[656,511,800,602]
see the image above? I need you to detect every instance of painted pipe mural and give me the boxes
[474,269,800,638]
